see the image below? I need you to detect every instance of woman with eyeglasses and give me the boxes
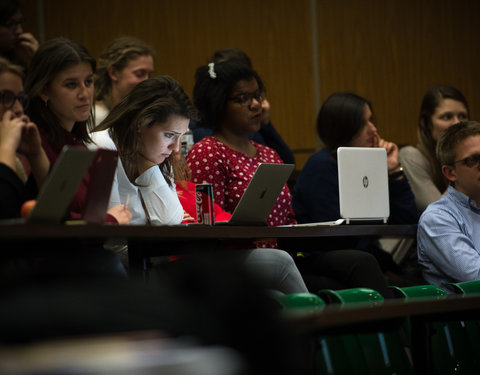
[0,56,49,219]
[186,61,393,296]
[188,47,295,165]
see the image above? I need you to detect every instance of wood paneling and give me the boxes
[316,0,480,147]
[21,0,480,168]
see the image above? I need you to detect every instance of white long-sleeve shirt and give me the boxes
[109,159,184,225]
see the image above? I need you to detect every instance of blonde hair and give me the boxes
[417,85,469,193]
[0,56,24,78]
[95,36,155,110]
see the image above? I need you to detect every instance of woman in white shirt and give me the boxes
[91,36,155,148]
[92,76,308,294]
[93,76,191,225]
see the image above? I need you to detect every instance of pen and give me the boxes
[124,194,130,210]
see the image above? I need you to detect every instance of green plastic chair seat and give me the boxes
[317,287,384,306]
[277,292,325,315]
[317,288,414,375]
[389,284,479,374]
[448,280,480,296]
[389,284,447,300]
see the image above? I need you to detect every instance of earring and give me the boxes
[44,99,48,107]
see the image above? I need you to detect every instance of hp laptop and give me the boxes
[337,147,390,224]
[216,163,295,226]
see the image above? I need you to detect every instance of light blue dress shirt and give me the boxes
[417,185,480,292]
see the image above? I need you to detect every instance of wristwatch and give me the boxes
[389,167,404,180]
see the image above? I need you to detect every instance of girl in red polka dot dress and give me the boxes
[187,63,295,230]
[186,61,393,297]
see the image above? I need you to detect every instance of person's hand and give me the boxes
[377,137,401,172]
[108,204,132,224]
[261,98,271,126]
[182,211,195,223]
[16,115,43,158]
[0,110,26,156]
[16,32,39,61]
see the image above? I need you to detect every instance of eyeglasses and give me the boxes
[452,154,480,169]
[228,91,264,106]
[2,17,23,31]
[0,90,29,110]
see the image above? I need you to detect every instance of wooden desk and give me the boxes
[0,223,417,278]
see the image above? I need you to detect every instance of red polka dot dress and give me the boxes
[186,136,297,230]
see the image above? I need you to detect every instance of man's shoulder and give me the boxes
[420,193,460,224]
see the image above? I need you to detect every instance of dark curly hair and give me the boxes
[193,60,265,130]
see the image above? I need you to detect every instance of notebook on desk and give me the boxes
[215,163,295,226]
[337,146,390,224]
[27,147,117,224]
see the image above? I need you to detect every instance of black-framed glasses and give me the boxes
[228,91,264,106]
[0,90,29,110]
[452,154,480,169]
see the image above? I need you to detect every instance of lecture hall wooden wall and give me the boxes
[22,0,480,169]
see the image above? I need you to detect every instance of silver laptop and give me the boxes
[337,147,390,224]
[216,163,295,226]
[27,147,97,223]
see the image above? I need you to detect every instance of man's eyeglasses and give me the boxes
[228,91,264,106]
[0,90,29,110]
[452,154,480,169]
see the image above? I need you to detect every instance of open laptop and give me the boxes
[287,147,390,227]
[215,163,295,226]
[337,147,390,224]
[27,147,117,224]
[82,149,118,223]
[27,147,96,223]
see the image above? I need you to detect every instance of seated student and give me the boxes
[92,36,155,129]
[293,91,417,225]
[24,37,131,224]
[189,48,295,165]
[0,53,125,279]
[292,92,418,281]
[399,86,469,214]
[91,76,309,295]
[186,61,392,296]
[418,121,480,292]
[0,57,49,218]
[0,0,39,69]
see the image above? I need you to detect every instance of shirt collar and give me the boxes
[448,185,480,210]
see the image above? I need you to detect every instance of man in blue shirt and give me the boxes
[418,121,480,292]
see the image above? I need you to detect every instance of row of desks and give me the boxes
[0,222,417,277]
